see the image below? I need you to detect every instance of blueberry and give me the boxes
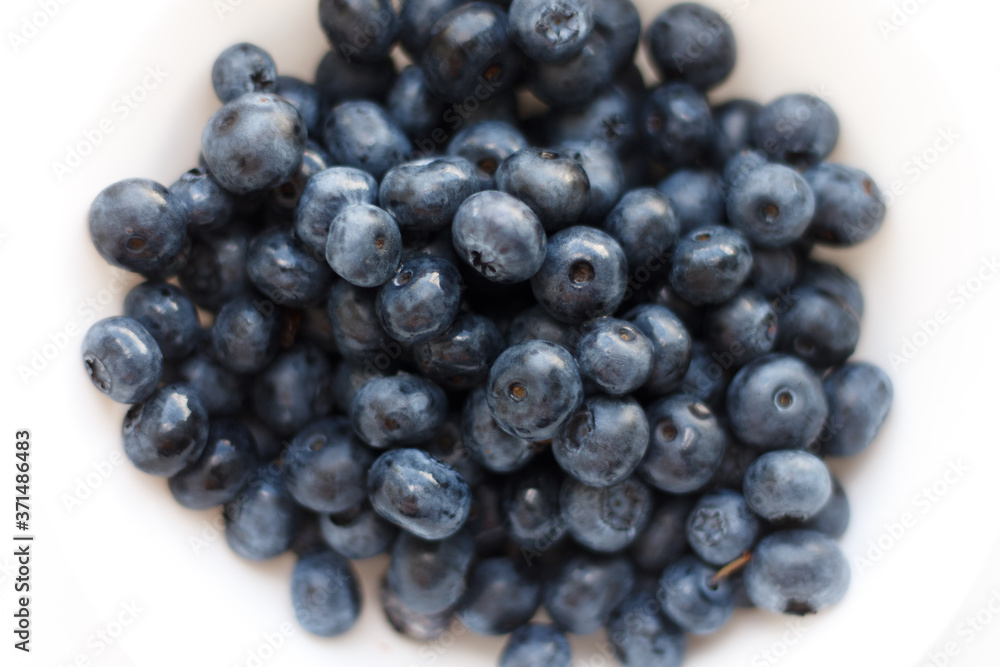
[247,226,334,308]
[325,204,402,288]
[502,461,566,547]
[506,304,580,352]
[176,336,245,415]
[466,478,507,555]
[726,163,816,248]
[201,93,306,195]
[326,281,401,362]
[531,226,628,323]
[603,188,679,272]
[318,0,399,62]
[457,557,541,635]
[211,43,277,103]
[778,287,860,368]
[658,555,733,634]
[452,191,547,284]
[82,316,163,404]
[560,140,624,223]
[495,148,590,233]
[554,395,648,487]
[319,503,398,559]
[798,260,864,319]
[378,256,462,343]
[386,66,447,139]
[388,530,475,613]
[686,489,760,566]
[178,224,250,311]
[168,168,235,235]
[413,312,504,390]
[123,282,199,360]
[819,362,892,457]
[252,343,335,437]
[500,623,572,667]
[509,0,594,63]
[380,575,456,640]
[241,413,284,462]
[630,496,694,573]
[487,340,584,441]
[380,160,477,234]
[546,86,637,154]
[805,163,887,246]
[314,48,397,106]
[322,101,411,180]
[461,387,538,473]
[591,0,641,71]
[574,319,654,396]
[294,166,378,257]
[422,3,521,104]
[669,226,753,306]
[721,147,769,193]
[640,83,714,171]
[640,395,725,494]
[793,475,850,538]
[676,341,729,408]
[274,75,322,137]
[704,288,778,368]
[656,168,725,234]
[562,475,651,552]
[751,246,799,297]
[283,417,373,514]
[753,94,840,167]
[744,450,831,522]
[646,3,736,91]
[527,32,614,108]
[211,294,281,374]
[446,120,528,189]
[290,549,362,636]
[368,448,472,540]
[267,141,333,222]
[625,304,693,395]
[88,178,188,278]
[122,383,209,476]
[168,418,257,509]
[350,373,448,448]
[224,464,298,560]
[711,99,761,166]
[727,354,828,450]
[606,587,686,667]
[744,530,850,615]
[544,554,634,634]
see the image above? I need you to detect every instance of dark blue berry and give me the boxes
[575,318,654,396]
[386,65,447,139]
[591,0,640,71]
[176,335,245,415]
[500,624,571,667]
[446,120,528,189]
[168,168,236,235]
[322,101,410,180]
[562,475,652,552]
[462,387,538,473]
[388,529,475,613]
[83,316,163,404]
[284,417,373,514]
[168,418,257,509]
[413,312,504,390]
[711,98,761,166]
[677,340,729,408]
[319,503,398,559]
[630,496,694,573]
[350,373,448,448]
[315,49,396,108]
[625,304,693,395]
[640,395,725,494]
[123,282,199,360]
[753,94,840,167]
[506,304,580,352]
[726,163,816,247]
[398,0,464,58]
[805,163,886,246]
[318,0,399,62]
[527,32,613,108]
[751,246,799,297]
[290,549,362,636]
[122,383,209,476]
[686,489,760,565]
[211,294,281,374]
[509,0,594,63]
[211,43,276,103]
[379,157,479,233]
[798,260,864,318]
[778,287,860,368]
[744,530,850,615]
[554,395,648,487]
[744,450,831,522]
[603,188,679,273]
[646,3,736,91]
[658,555,733,634]
[561,140,624,223]
[325,204,402,287]
[224,464,298,560]
[544,554,634,634]
[496,148,591,233]
[376,255,463,344]
[252,343,335,437]
[793,475,850,538]
[247,226,333,308]
[546,86,637,155]
[295,166,378,257]
[452,191,547,284]
[178,224,250,311]
[640,83,713,171]
[380,575,455,640]
[502,461,566,547]
[704,288,778,368]
[669,226,753,305]
[819,362,893,457]
[274,75,322,137]
[607,587,686,667]
[657,168,725,234]
[326,281,401,363]
[457,557,541,635]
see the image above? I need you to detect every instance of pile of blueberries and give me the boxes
[81,1,894,665]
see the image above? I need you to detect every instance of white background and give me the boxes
[1,0,999,666]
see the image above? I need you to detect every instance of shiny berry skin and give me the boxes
[178,224,250,311]
[452,191,547,284]
[744,530,850,615]
[777,287,860,368]
[251,343,335,437]
[819,362,893,457]
[461,387,538,473]
[603,188,679,273]
[751,245,799,297]
[388,529,475,614]
[726,163,816,248]
[325,281,401,362]
[798,260,865,319]
[294,166,378,257]
[380,575,455,640]
[247,226,334,308]
[711,98,761,166]
[527,32,614,109]
[274,75,322,137]
[176,337,245,416]
[446,120,528,189]
[640,83,714,171]
[704,288,779,368]
[376,255,463,344]
[283,417,373,514]
[322,101,411,180]
[501,461,566,547]
[378,157,480,233]
[398,0,464,57]
[726,354,828,450]
[658,555,733,634]
[88,178,188,278]
[123,282,199,360]
[497,148,591,233]
[677,340,729,408]
[422,3,521,104]
[368,448,472,540]
[121,383,209,477]
[319,502,398,559]
[413,312,504,390]
[168,167,235,235]
[386,65,447,139]
[805,163,887,246]
[487,340,585,441]
[656,168,725,234]
[753,94,840,167]
[499,623,572,667]
[646,3,736,91]
[290,549,362,636]
[530,226,628,323]
[640,395,726,494]
[669,225,753,306]
[210,42,277,103]
[457,557,541,635]
[506,304,581,352]
[314,48,397,107]
[509,0,594,63]
[554,395,648,487]
[82,316,163,404]
[591,0,640,71]
[318,0,399,63]
[630,496,694,573]
[325,204,402,288]
[685,489,760,566]
[625,304,693,396]
[350,373,448,449]
[201,93,306,195]
[744,449,832,524]
[574,318,654,396]
[544,554,634,634]
[606,587,686,667]
[224,464,299,560]
[793,475,850,538]
[561,475,652,552]
[168,418,258,509]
